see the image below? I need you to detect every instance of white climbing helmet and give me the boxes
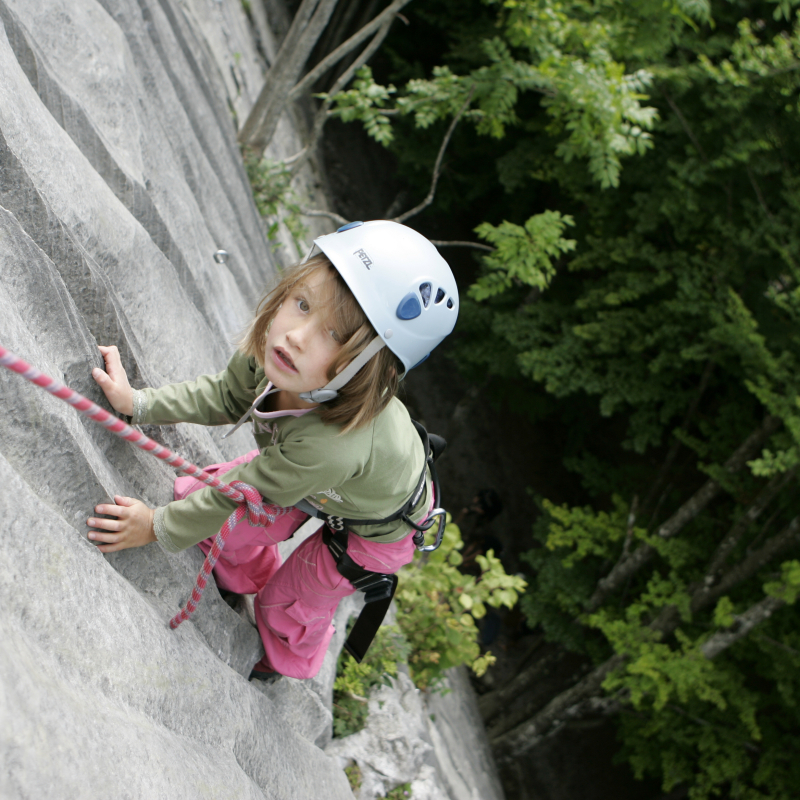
[299,220,459,402]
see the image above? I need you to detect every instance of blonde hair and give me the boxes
[239,255,401,432]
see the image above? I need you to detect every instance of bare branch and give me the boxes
[584,416,781,614]
[239,0,340,155]
[662,89,708,163]
[747,165,775,222]
[755,634,800,658]
[700,594,785,659]
[691,517,800,615]
[480,644,572,728]
[430,239,494,253]
[394,86,475,224]
[492,655,627,761]
[300,208,348,226]
[746,507,782,554]
[703,466,797,581]
[288,0,414,102]
[622,495,639,559]
[288,12,397,174]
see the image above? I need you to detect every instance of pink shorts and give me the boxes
[174,450,417,679]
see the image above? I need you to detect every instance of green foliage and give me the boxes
[244,154,308,253]
[396,518,526,690]
[764,559,800,604]
[345,763,362,793]
[526,491,800,797]
[325,0,800,795]
[613,612,800,800]
[382,783,412,799]
[332,625,409,738]
[322,66,397,146]
[328,1,663,188]
[470,212,575,300]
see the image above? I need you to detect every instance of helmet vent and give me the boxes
[447,297,454,309]
[434,288,446,304]
[419,282,432,307]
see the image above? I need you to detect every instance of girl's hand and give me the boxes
[92,345,134,416]
[88,495,156,553]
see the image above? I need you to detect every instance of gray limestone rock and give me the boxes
[0,1,349,797]
[0,0,504,797]
[326,671,436,800]
[325,666,505,800]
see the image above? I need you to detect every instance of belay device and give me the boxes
[296,420,448,662]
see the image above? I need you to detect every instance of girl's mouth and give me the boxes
[273,347,298,373]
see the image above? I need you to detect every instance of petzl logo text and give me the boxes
[354,248,373,269]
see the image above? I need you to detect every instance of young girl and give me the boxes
[87,220,459,680]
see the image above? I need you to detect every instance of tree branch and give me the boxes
[662,89,708,163]
[700,594,785,659]
[494,587,789,759]
[239,0,340,155]
[492,655,627,761]
[480,645,575,729]
[747,165,775,222]
[691,516,800,615]
[430,239,494,253]
[287,12,397,173]
[393,86,475,224]
[584,416,781,614]
[666,704,761,754]
[622,495,639,559]
[703,466,797,582]
[300,208,349,226]
[288,0,414,102]
[755,633,800,659]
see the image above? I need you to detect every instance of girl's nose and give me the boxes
[286,319,311,349]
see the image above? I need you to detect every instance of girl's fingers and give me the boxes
[94,347,134,416]
[96,542,125,554]
[87,496,155,551]
[88,517,121,532]
[88,531,121,544]
[99,345,124,380]
[94,502,127,518]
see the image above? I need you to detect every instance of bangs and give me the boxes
[328,268,369,345]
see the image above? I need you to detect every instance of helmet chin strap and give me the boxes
[299,336,386,403]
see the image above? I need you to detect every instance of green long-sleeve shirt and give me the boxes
[135,351,430,552]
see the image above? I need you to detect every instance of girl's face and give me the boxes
[264,268,343,407]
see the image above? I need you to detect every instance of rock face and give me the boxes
[0,1,349,797]
[0,2,508,798]
[325,668,505,800]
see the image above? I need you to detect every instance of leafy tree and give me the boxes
[324,1,800,797]
[238,0,413,165]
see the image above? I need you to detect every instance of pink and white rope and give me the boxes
[0,344,284,629]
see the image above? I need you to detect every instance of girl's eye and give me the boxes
[330,329,341,343]
[297,298,310,312]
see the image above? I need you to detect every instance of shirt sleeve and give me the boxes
[140,350,260,427]
[156,420,368,552]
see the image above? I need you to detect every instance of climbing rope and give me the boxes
[0,344,285,629]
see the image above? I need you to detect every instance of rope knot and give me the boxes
[230,480,284,527]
